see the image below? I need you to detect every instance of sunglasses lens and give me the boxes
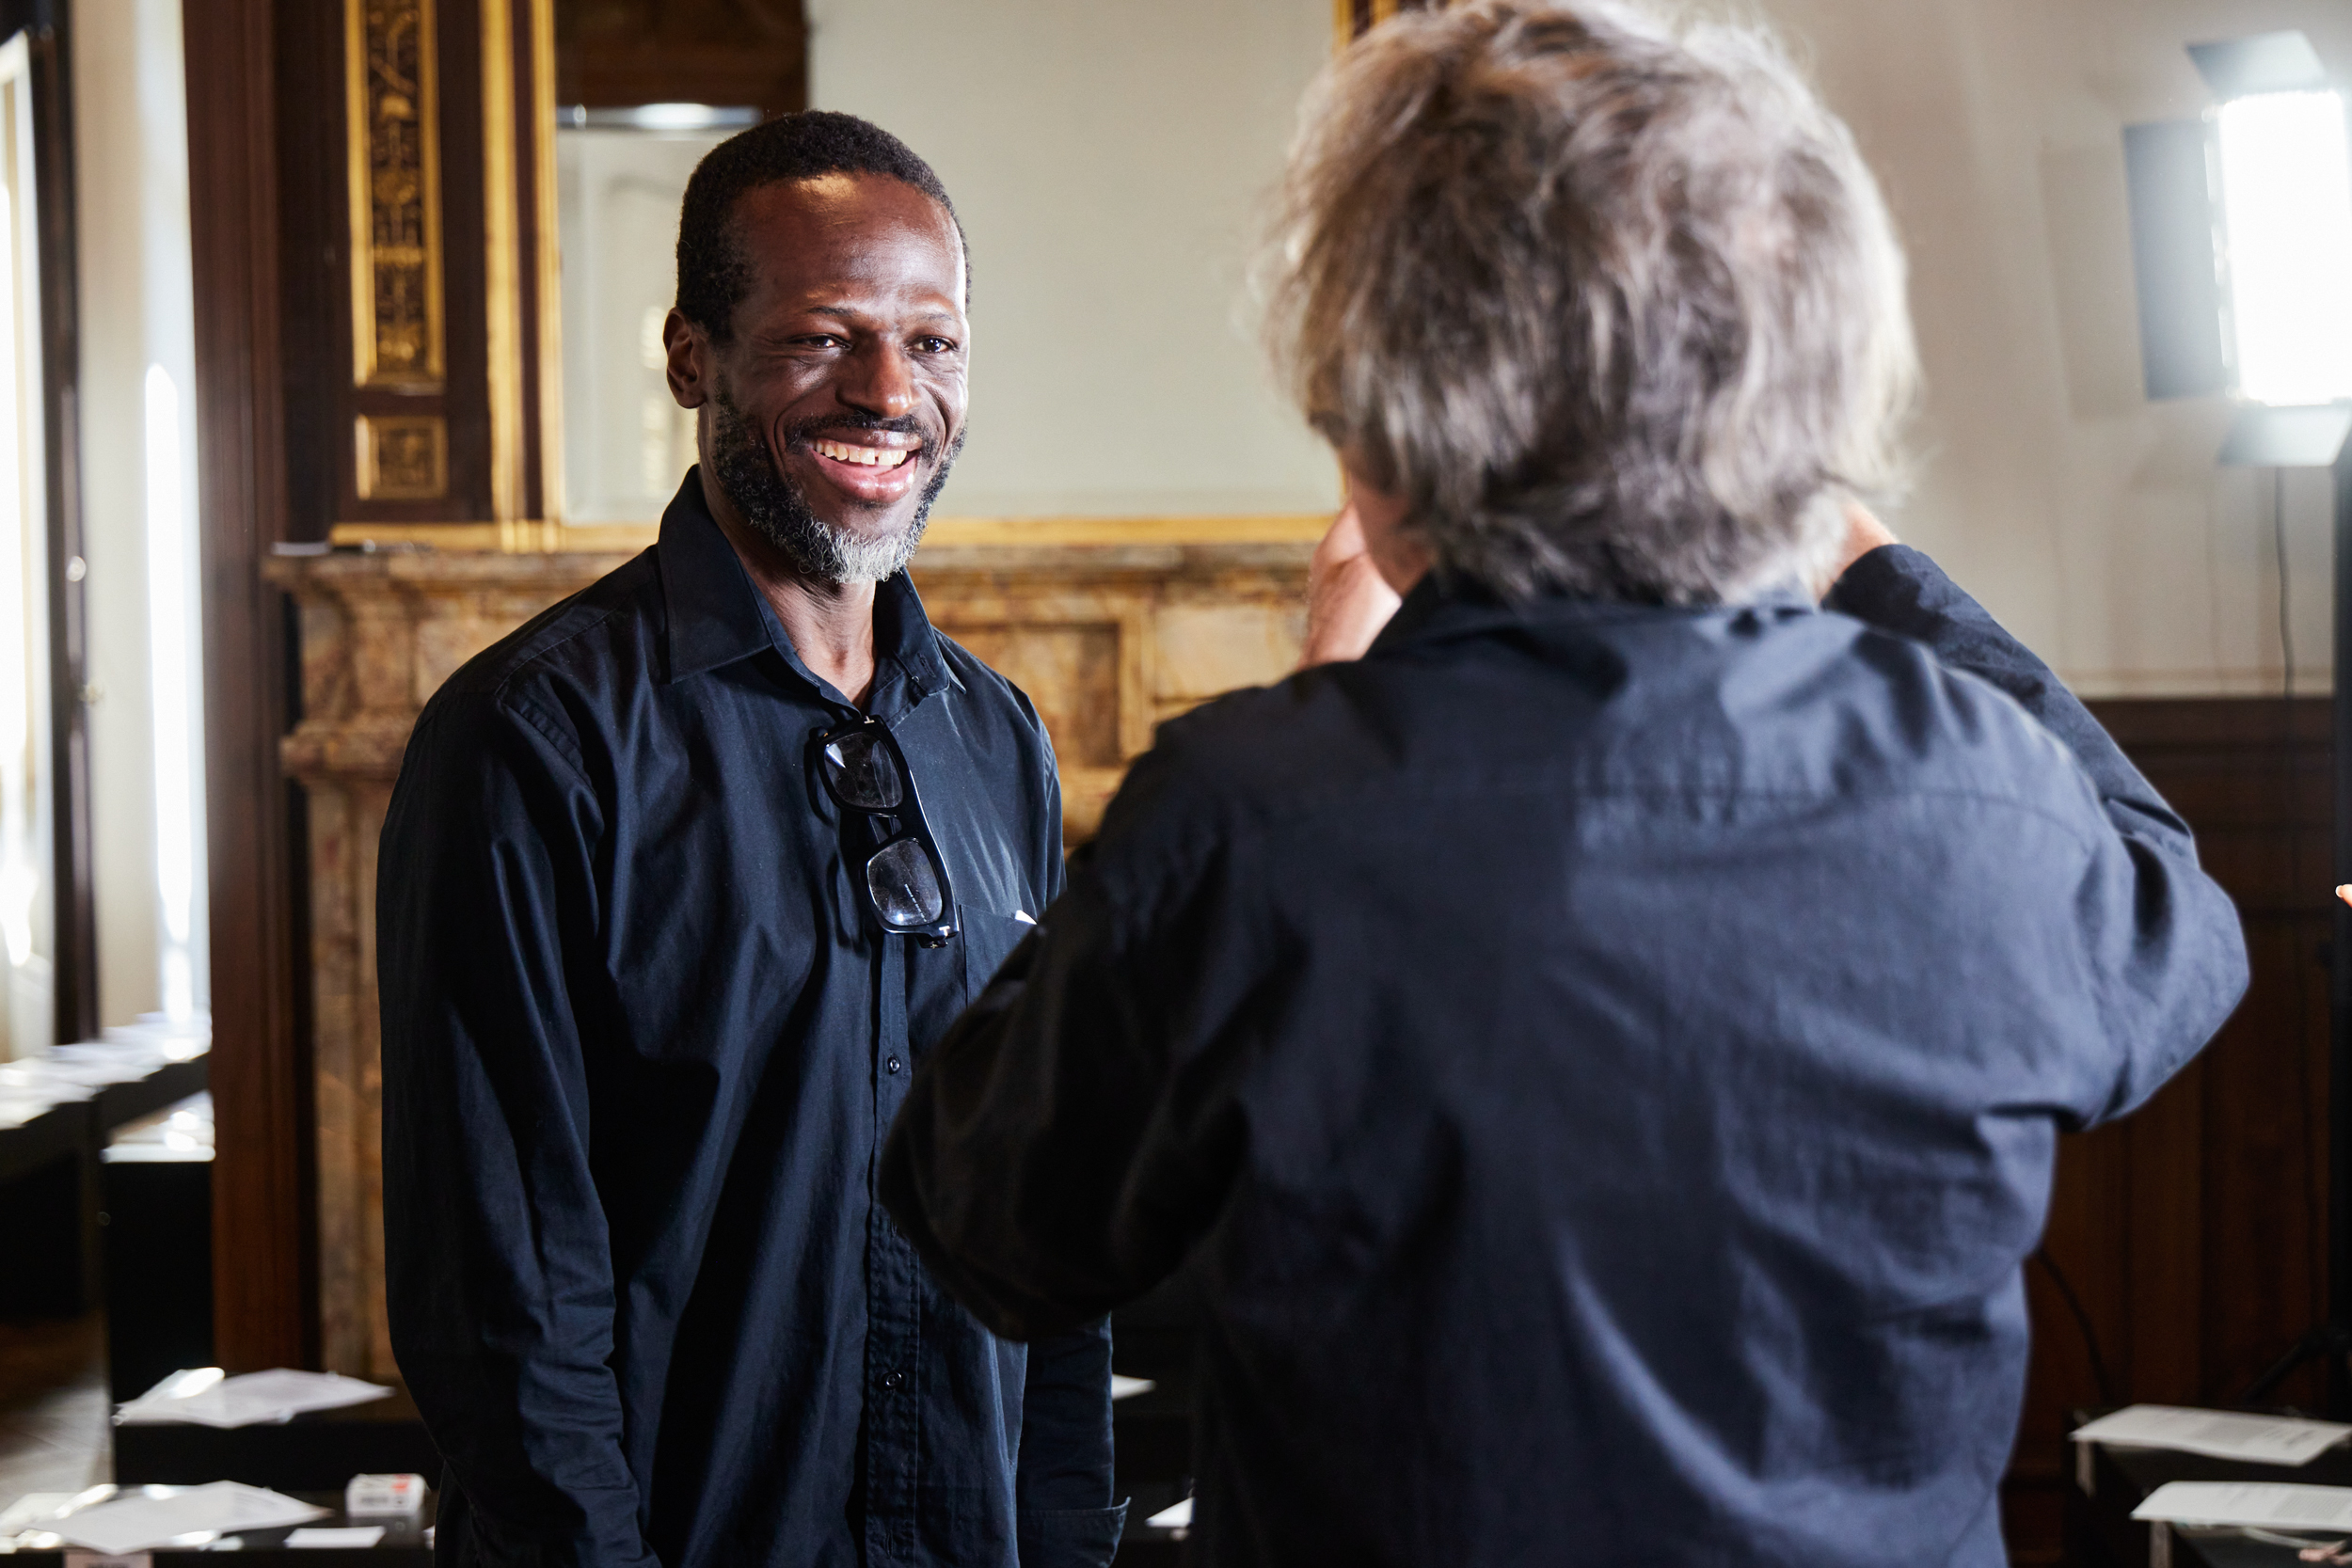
[823,729,905,810]
[866,839,945,927]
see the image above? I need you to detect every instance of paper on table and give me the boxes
[1145,1498,1193,1530]
[54,1483,327,1554]
[1110,1376,1155,1402]
[0,1492,84,1535]
[116,1369,392,1428]
[286,1526,387,1548]
[2072,1404,2352,1466]
[2134,1481,2352,1529]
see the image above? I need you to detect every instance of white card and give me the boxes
[2072,1404,2352,1467]
[286,1527,387,1548]
[2134,1481,2352,1528]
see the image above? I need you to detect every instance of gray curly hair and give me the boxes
[1265,0,1917,604]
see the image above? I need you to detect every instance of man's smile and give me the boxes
[797,428,925,504]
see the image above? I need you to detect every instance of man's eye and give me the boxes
[915,337,957,355]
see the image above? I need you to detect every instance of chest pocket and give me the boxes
[960,908,1039,1010]
[905,906,1040,1057]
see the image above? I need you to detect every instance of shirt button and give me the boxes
[885,1055,902,1074]
[881,1370,903,1390]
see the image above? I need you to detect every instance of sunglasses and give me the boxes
[814,718,959,947]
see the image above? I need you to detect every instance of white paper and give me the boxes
[0,1492,85,1536]
[116,1368,392,1428]
[2073,1404,2352,1467]
[55,1483,327,1555]
[1144,1498,1193,1530]
[1110,1376,1154,1402]
[285,1527,386,1548]
[2134,1481,2352,1528]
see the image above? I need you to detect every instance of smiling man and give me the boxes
[377,114,1121,1568]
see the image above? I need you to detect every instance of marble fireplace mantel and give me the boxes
[262,523,1315,1377]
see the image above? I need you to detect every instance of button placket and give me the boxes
[863,933,923,1567]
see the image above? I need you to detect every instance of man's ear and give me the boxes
[664,309,711,409]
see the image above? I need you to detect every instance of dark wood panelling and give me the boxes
[419,0,492,522]
[183,0,316,1371]
[2003,697,2332,1563]
[554,0,803,118]
[272,0,342,546]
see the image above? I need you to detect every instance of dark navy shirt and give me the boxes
[882,546,2249,1568]
[378,471,1122,1568]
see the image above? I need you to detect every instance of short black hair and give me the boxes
[675,110,963,343]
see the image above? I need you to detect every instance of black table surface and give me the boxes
[0,1489,433,1561]
[113,1386,441,1492]
[2073,1414,2352,1567]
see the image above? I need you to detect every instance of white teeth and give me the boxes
[814,438,911,468]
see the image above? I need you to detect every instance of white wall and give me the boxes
[806,0,1341,520]
[558,127,729,524]
[73,0,207,1028]
[816,0,2345,694]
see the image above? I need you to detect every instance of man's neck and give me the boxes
[706,482,881,708]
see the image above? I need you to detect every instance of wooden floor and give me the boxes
[0,1313,109,1503]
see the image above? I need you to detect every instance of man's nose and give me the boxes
[836,340,918,420]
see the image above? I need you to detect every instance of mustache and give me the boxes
[774,410,943,465]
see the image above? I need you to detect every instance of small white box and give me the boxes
[343,1473,427,1517]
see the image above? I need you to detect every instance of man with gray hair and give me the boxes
[879,4,2246,1564]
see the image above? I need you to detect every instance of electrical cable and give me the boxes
[2278,465,2330,1405]
[2280,467,2297,705]
[2032,1245,2118,1407]
[2277,465,2333,1401]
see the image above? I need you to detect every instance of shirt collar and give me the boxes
[1369,571,1818,655]
[656,467,959,703]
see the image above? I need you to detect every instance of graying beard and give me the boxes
[705,388,952,585]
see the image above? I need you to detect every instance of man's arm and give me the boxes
[1823,534,2250,1122]
[379,698,656,1568]
[992,706,1129,1566]
[882,827,1239,1343]
[1013,1317,1126,1567]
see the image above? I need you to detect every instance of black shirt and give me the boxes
[379,470,1122,1568]
[881,546,2247,1568]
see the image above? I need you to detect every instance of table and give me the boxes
[114,1388,442,1492]
[0,1043,208,1320]
[2070,1412,2352,1566]
[0,1489,433,1562]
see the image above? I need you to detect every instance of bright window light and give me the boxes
[0,180,28,973]
[144,362,197,1022]
[2215,89,2352,405]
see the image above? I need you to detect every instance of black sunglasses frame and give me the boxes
[812,718,960,947]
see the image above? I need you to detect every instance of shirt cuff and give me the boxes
[1016,1500,1129,1568]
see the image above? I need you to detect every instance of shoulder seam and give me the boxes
[482,603,630,788]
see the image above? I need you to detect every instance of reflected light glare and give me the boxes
[144,364,196,1021]
[0,180,28,972]
[2217,90,2352,405]
[630,103,726,131]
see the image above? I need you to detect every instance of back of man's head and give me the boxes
[676,110,964,344]
[1267,0,1916,605]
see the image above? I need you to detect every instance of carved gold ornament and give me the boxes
[347,0,446,388]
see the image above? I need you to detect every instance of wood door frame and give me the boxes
[0,0,98,1047]
[184,0,316,1370]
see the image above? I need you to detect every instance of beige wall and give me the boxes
[821,0,2351,696]
[805,0,1341,521]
